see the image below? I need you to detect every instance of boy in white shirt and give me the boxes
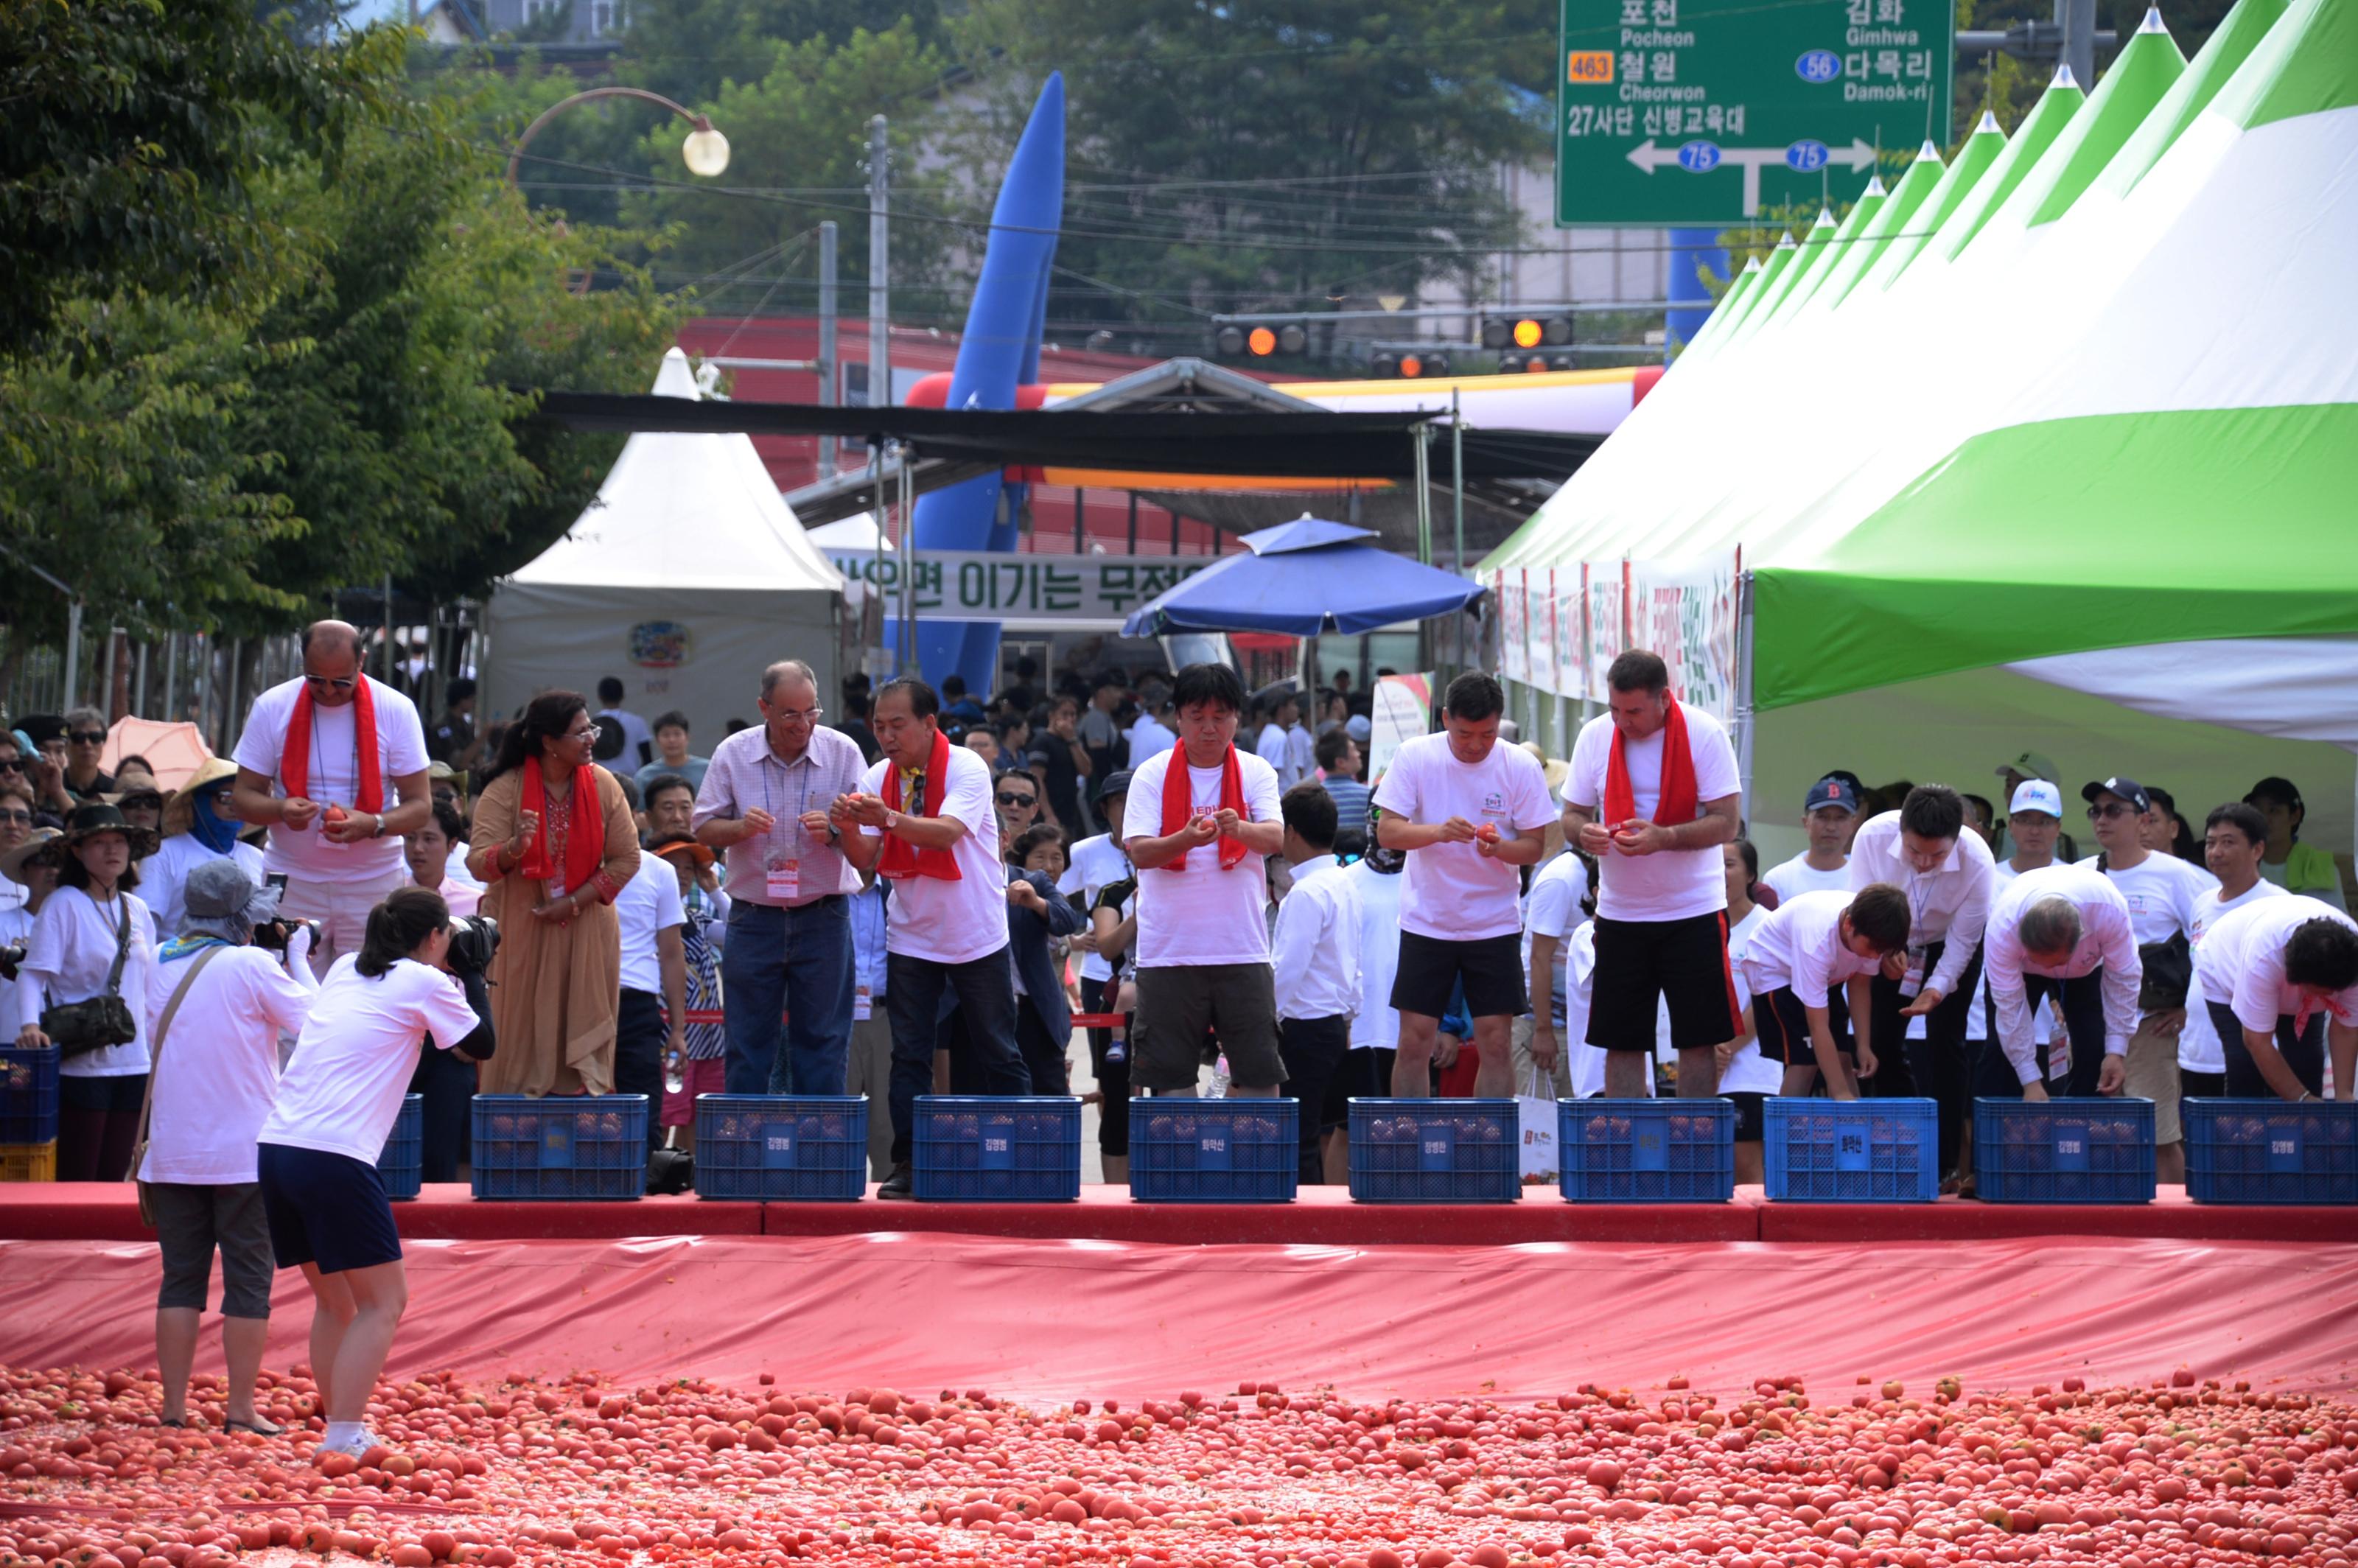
[2180,801,2287,1099]
[1742,883,1911,1101]
[1760,776,1859,903]
[1270,783,1361,1184]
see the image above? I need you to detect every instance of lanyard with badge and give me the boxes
[1899,857,1936,998]
[309,701,361,858]
[762,757,815,900]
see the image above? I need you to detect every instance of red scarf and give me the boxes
[1603,694,1698,827]
[519,761,608,895]
[879,727,962,882]
[1157,742,1249,873]
[280,676,384,813]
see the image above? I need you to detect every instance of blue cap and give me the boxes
[1804,775,1861,815]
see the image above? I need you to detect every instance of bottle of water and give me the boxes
[664,1051,685,1097]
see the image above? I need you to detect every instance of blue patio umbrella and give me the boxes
[1120,517,1486,637]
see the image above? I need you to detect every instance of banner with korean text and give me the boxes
[1624,553,1741,722]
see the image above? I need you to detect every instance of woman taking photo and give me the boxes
[256,887,489,1461]
[13,802,159,1180]
[139,859,318,1432]
[464,690,637,1096]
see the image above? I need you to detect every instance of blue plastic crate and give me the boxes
[376,1094,424,1201]
[1764,1098,1939,1203]
[0,1046,59,1146]
[912,1096,1081,1201]
[1347,1099,1519,1203]
[1973,1096,2155,1204]
[1130,1099,1298,1203]
[470,1094,648,1200]
[694,1095,867,1201]
[1558,1099,1735,1203]
[2184,1099,2358,1205]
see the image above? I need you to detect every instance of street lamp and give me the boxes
[506,86,729,187]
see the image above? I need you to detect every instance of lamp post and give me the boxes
[505,86,729,188]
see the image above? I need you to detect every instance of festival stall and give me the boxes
[483,349,846,741]
[1483,0,2358,861]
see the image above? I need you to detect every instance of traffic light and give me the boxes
[1371,349,1400,377]
[1212,322,1308,358]
[1214,326,1246,356]
[1483,315,1575,351]
[1396,350,1450,379]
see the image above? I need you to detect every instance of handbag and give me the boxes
[41,895,137,1058]
[127,945,224,1228]
[2136,931,2193,1012]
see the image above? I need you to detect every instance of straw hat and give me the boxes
[0,828,63,886]
[161,757,240,838]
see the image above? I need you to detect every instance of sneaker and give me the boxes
[878,1162,915,1200]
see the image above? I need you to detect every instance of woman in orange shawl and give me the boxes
[466,690,640,1096]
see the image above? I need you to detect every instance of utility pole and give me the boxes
[816,220,839,480]
[2060,0,2097,93]
[867,115,891,449]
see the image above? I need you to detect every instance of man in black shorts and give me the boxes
[1739,884,1911,1099]
[1372,673,1556,1097]
[1561,651,1745,1097]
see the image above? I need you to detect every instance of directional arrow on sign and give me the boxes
[1625,137,1878,215]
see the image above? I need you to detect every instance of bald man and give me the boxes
[230,620,432,968]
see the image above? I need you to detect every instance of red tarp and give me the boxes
[6,1234,2356,1400]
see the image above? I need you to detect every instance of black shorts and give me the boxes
[1724,1091,1767,1144]
[257,1144,402,1276]
[1754,984,1848,1068]
[1323,1047,1396,1130]
[1390,930,1525,1020]
[1588,911,1741,1052]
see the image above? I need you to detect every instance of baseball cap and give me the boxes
[1095,769,1134,805]
[2081,776,2150,813]
[1803,775,1860,815]
[2008,779,2064,818]
[1995,750,2059,783]
[1345,713,1371,743]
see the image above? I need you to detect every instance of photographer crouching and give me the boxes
[136,860,321,1432]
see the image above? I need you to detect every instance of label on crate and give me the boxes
[1418,1121,1457,1172]
[1835,1126,1871,1173]
[761,1122,797,1169]
[2052,1121,2090,1173]
[980,1117,1016,1171]
[539,1119,573,1169]
[2267,1123,2304,1172]
[1633,1121,1669,1172]
[1197,1130,1232,1172]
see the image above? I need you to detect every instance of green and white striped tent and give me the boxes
[1487,0,2358,861]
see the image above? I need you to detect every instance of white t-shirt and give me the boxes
[2180,879,2286,1072]
[14,886,155,1077]
[1565,924,1649,1099]
[858,743,1010,965]
[2079,851,2217,946]
[140,945,315,1184]
[1057,833,1133,984]
[435,873,481,919]
[1564,706,1742,923]
[1761,854,1850,904]
[1740,888,1882,1009]
[600,707,655,770]
[1256,723,1305,791]
[1372,734,1558,940]
[1522,853,1592,1024]
[1127,714,1176,769]
[232,676,430,884]
[2197,894,2358,1034]
[1719,903,1783,1094]
[1347,861,1404,1051]
[0,903,35,1054]
[141,835,268,943]
[614,850,685,995]
[259,954,478,1164]
[1122,747,1285,968]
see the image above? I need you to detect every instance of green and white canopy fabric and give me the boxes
[1487,0,2358,851]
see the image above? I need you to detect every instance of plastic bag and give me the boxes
[1517,1068,1561,1182]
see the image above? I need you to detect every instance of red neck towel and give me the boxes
[879,727,962,882]
[1157,743,1248,873]
[281,676,384,813]
[520,760,607,895]
[1603,693,1698,827]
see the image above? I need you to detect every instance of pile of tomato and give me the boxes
[1,1363,2353,1567]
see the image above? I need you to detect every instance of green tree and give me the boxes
[623,0,944,107]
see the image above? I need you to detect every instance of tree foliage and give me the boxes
[623,0,944,107]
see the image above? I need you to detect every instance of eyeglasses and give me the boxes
[67,732,106,746]
[996,792,1037,808]
[2086,803,2138,821]
[302,674,357,693]
[771,706,825,726]
[0,810,29,826]
[561,727,600,745]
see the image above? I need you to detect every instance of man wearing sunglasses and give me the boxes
[229,620,433,970]
[55,708,117,804]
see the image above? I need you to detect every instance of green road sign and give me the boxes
[1556,0,1953,226]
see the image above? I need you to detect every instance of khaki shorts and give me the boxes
[2124,1021,2183,1144]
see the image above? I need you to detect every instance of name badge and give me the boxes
[767,859,800,900]
[853,983,872,1021]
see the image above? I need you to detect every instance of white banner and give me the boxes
[826,549,1213,623]
[1626,553,1740,722]
[1369,673,1433,780]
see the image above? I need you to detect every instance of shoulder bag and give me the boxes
[41,895,137,1058]
[126,945,225,1227]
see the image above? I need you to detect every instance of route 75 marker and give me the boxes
[1624,136,1878,216]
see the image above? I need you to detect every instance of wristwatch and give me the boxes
[370,814,387,839]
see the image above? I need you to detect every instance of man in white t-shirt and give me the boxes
[1255,691,1309,792]
[833,678,1026,1199]
[1057,769,1135,1156]
[2079,774,2217,1181]
[1127,696,1178,770]
[228,620,432,970]
[1372,672,1554,1099]
[1743,883,1911,1101]
[1122,664,1287,1100]
[1519,850,1590,1098]
[1270,783,1362,1183]
[596,677,656,772]
[1981,863,2140,1102]
[1559,651,1743,1099]
[613,847,688,1152]
[1762,775,1859,904]
[2180,801,2286,1099]
[2196,892,2358,1102]
[1332,842,1405,1181]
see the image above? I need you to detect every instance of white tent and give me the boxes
[484,349,847,749]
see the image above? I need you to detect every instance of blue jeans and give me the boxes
[721,896,855,1096]
[885,946,1029,1164]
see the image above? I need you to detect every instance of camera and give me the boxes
[0,943,24,983]
[446,914,500,977]
[251,917,317,955]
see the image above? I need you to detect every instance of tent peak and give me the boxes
[1809,206,1837,228]
[1774,231,1798,248]
[1862,175,1889,197]
[2136,4,2169,31]
[1738,255,1765,273]
[1917,138,1945,158]
[1974,108,2004,133]
[651,346,700,402]
[2051,61,2080,88]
